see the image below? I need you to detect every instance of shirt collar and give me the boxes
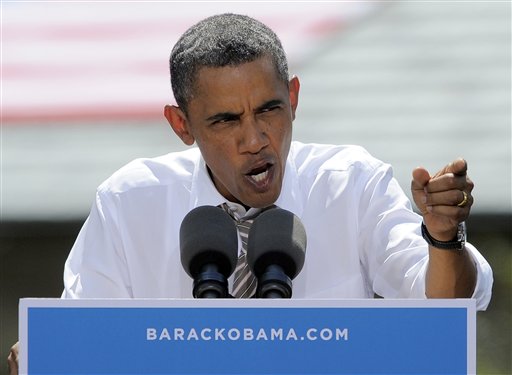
[220,202,262,221]
[274,145,304,218]
[188,144,304,218]
[189,149,227,210]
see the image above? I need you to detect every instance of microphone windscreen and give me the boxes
[247,208,306,279]
[180,206,238,279]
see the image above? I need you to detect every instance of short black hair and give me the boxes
[170,13,289,114]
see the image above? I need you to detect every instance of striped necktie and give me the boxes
[220,203,276,298]
[231,218,257,298]
[219,203,258,298]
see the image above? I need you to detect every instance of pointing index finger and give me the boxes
[434,158,467,179]
[447,158,467,177]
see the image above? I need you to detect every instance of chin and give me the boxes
[245,192,280,209]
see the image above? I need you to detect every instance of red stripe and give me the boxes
[2,20,192,41]
[2,105,165,125]
[3,15,335,41]
[306,18,345,36]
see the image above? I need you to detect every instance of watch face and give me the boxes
[456,222,467,250]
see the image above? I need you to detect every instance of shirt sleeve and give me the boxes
[358,161,493,311]
[62,188,133,298]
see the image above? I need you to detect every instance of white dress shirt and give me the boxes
[63,141,492,310]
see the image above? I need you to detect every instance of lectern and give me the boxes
[19,298,475,374]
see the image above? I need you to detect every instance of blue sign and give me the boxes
[19,299,475,374]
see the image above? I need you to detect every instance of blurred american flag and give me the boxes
[2,1,378,124]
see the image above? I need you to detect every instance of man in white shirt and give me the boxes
[60,11,491,305]
[7,13,493,374]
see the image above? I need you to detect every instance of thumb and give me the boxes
[7,342,19,375]
[411,166,430,192]
[411,167,430,214]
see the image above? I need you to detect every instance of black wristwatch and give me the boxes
[421,222,466,251]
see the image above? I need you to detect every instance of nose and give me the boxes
[239,117,269,154]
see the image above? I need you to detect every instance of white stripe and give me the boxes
[238,278,257,298]
[233,265,250,285]
[232,272,252,296]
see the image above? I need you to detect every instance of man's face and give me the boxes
[168,56,299,208]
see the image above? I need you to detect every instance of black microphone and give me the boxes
[180,206,238,298]
[247,208,307,298]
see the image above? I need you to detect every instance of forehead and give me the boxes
[190,56,286,104]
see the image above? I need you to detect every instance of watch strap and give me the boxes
[421,222,466,251]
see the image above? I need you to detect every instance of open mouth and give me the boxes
[247,163,272,184]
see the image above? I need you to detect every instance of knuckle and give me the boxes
[446,176,459,189]
[467,179,475,192]
[451,190,462,204]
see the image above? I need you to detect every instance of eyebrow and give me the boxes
[205,99,285,123]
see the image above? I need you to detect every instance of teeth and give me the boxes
[250,169,268,183]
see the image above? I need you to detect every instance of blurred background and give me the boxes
[1,1,510,373]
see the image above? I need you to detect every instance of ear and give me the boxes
[164,105,195,146]
[288,76,300,121]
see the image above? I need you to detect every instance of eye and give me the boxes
[210,115,238,128]
[260,105,281,114]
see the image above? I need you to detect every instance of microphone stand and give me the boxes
[193,264,229,298]
[256,265,293,298]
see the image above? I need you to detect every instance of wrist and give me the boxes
[421,222,466,251]
[428,227,458,242]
